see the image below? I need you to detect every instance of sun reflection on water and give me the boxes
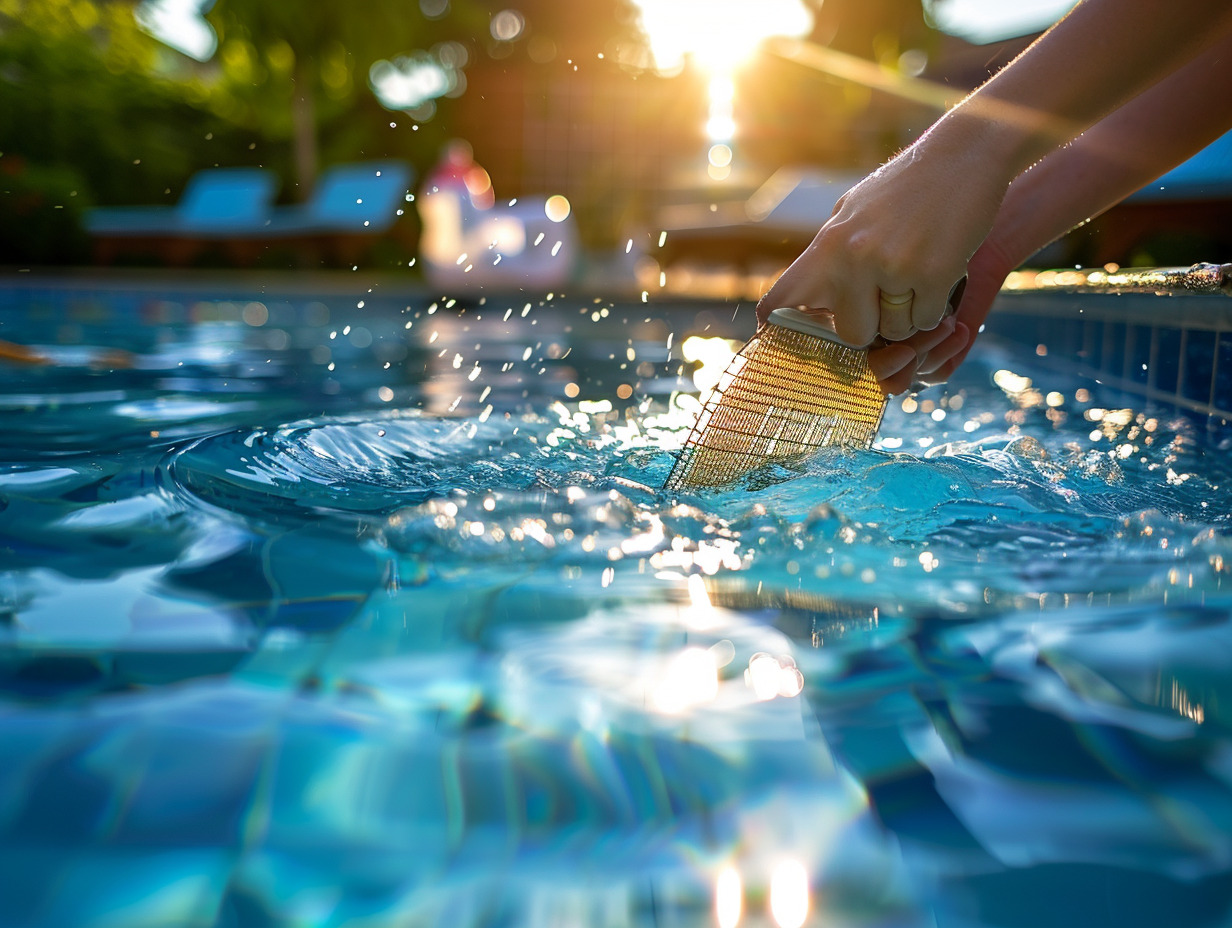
[682,334,740,394]
[768,859,811,928]
[714,864,743,928]
[652,646,719,714]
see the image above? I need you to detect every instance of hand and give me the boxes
[755,124,1007,348]
[866,238,1014,393]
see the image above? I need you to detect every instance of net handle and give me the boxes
[766,275,969,346]
[766,307,848,343]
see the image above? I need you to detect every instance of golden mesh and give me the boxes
[665,321,886,490]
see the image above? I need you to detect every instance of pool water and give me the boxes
[1,278,1231,928]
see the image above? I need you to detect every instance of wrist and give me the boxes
[972,234,1018,279]
[920,102,1053,189]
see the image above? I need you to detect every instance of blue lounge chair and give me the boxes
[86,168,278,264]
[86,162,415,266]
[651,166,863,272]
[264,161,414,236]
[257,161,415,265]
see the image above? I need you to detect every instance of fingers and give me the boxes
[877,288,916,341]
[867,317,969,394]
[916,322,974,385]
[757,244,881,348]
[879,272,966,337]
[760,275,958,349]
[908,281,952,333]
[756,181,976,348]
[756,243,837,328]
[867,342,917,395]
[917,321,971,376]
[878,362,925,397]
[867,340,916,380]
[833,277,880,347]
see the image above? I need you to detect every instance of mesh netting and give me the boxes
[665,323,886,490]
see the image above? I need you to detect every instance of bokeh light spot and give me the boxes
[545,195,572,222]
[708,143,733,168]
[490,9,525,41]
[715,866,743,928]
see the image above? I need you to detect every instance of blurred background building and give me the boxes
[2,0,1227,274]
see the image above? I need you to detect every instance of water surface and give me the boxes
[1,282,1230,928]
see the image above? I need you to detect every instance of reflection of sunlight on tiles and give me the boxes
[769,859,810,928]
[651,537,744,576]
[620,514,666,556]
[688,572,710,608]
[714,864,743,928]
[495,603,814,741]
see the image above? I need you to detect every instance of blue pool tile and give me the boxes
[1127,324,1152,386]
[1154,326,1182,395]
[18,849,231,928]
[1101,321,1126,378]
[1214,333,1232,412]
[1182,329,1217,407]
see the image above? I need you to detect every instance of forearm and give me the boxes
[987,24,1232,268]
[921,0,1232,187]
[757,0,1232,359]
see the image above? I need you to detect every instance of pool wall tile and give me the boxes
[989,290,1232,426]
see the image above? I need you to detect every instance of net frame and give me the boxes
[665,321,886,490]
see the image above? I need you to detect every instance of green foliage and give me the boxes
[203,0,490,189]
[0,0,659,263]
[1,1,193,201]
[0,158,90,263]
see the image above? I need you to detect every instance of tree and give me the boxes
[203,0,487,197]
[0,0,238,262]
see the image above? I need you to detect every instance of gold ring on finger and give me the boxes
[879,288,914,310]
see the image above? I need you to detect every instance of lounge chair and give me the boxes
[653,167,863,271]
[86,162,416,267]
[258,160,416,264]
[270,161,413,233]
[86,168,278,265]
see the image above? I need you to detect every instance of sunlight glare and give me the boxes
[769,859,810,928]
[630,0,813,74]
[653,646,719,714]
[681,335,739,394]
[715,865,743,928]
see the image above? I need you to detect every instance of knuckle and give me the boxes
[879,250,912,282]
[840,228,875,262]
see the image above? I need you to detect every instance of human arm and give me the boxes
[881,21,1232,392]
[756,0,1232,361]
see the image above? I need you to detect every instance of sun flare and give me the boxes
[629,0,813,75]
